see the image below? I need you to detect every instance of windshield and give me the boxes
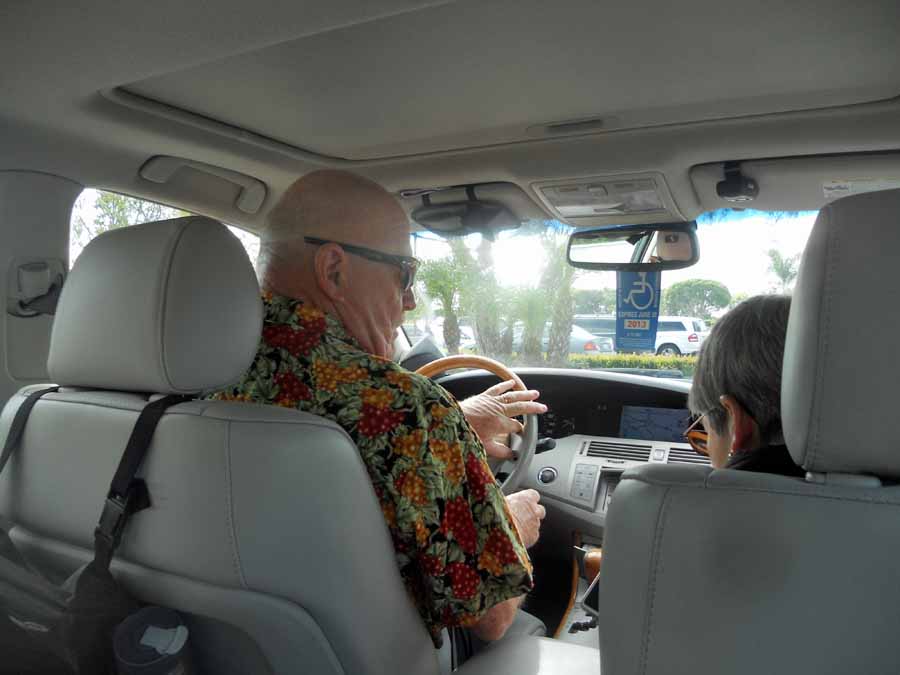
[405,209,817,379]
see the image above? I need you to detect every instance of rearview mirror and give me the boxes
[566,222,699,271]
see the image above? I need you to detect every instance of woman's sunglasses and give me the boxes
[303,236,419,293]
[683,414,709,456]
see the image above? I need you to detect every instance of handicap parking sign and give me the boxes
[616,271,661,352]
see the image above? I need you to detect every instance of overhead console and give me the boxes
[532,172,685,227]
[692,152,900,213]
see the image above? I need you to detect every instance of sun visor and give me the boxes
[531,172,684,227]
[692,153,900,213]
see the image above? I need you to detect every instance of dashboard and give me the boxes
[437,367,709,537]
[439,368,693,441]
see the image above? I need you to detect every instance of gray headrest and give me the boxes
[783,188,900,476]
[48,216,262,394]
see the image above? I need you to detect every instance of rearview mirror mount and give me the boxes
[411,194,521,239]
[566,221,699,271]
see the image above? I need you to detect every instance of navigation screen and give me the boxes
[620,406,691,443]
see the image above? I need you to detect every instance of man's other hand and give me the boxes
[505,489,546,549]
[459,380,547,460]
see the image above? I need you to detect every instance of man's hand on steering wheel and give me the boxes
[415,355,541,493]
[459,380,548,460]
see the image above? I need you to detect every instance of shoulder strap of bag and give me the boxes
[0,387,60,477]
[0,388,190,571]
[93,394,190,569]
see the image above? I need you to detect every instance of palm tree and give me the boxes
[542,235,577,366]
[419,259,464,353]
[767,249,799,293]
[514,287,547,364]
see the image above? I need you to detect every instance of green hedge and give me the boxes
[459,348,697,376]
[567,353,697,376]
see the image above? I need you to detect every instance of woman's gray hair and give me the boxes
[688,295,791,445]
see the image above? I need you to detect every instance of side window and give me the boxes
[658,321,686,332]
[70,189,260,269]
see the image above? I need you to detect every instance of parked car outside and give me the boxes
[655,316,708,355]
[512,323,613,354]
[573,314,708,355]
[573,315,616,343]
[402,319,476,352]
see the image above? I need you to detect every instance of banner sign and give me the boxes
[615,271,661,352]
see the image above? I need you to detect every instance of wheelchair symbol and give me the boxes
[623,272,655,310]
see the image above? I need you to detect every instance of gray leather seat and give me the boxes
[0,217,440,675]
[596,189,900,674]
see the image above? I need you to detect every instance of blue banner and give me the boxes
[616,271,661,352]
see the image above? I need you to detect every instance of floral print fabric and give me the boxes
[209,292,533,645]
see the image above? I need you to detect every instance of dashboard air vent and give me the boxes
[667,447,711,465]
[586,440,651,462]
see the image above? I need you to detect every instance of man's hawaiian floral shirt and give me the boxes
[209,292,533,645]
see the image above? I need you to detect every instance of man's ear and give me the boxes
[314,244,349,303]
[720,395,760,453]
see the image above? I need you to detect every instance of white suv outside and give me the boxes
[655,316,709,355]
[573,314,708,355]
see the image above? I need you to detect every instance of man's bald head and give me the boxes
[263,169,410,257]
[258,169,417,359]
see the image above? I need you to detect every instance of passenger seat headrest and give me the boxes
[783,188,900,476]
[48,216,262,394]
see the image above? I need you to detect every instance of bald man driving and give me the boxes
[211,170,546,647]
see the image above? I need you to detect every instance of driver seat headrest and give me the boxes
[48,216,262,394]
[783,188,900,477]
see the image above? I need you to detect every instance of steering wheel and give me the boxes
[415,355,537,494]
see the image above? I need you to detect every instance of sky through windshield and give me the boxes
[412,209,817,298]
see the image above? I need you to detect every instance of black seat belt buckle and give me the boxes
[95,480,150,548]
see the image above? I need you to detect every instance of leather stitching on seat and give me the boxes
[223,420,248,589]
[809,207,837,472]
[639,487,671,675]
[25,396,153,414]
[157,221,190,393]
[197,411,354,438]
[625,474,900,506]
[32,397,354,438]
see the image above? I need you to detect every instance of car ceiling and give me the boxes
[3,0,900,231]
[124,0,900,161]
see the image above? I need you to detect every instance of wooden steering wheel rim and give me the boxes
[414,355,526,390]
[416,354,536,494]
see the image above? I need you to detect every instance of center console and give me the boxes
[527,402,703,509]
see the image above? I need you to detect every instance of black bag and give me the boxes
[0,388,188,674]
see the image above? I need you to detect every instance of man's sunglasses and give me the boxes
[303,237,419,293]
[683,413,709,456]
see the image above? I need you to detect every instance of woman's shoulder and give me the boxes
[726,444,805,477]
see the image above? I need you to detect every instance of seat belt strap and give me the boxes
[0,387,60,477]
[94,394,190,569]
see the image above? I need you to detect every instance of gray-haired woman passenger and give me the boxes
[686,295,804,476]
